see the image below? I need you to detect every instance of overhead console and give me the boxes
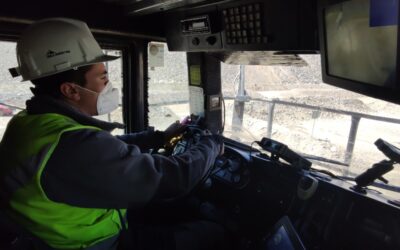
[165,0,318,52]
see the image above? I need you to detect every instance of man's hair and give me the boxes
[30,65,93,98]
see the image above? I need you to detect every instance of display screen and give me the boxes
[192,21,206,29]
[181,16,210,34]
[189,65,201,86]
[266,226,296,250]
[325,0,398,87]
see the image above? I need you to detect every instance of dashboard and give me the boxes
[202,141,400,250]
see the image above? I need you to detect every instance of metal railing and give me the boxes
[228,96,400,168]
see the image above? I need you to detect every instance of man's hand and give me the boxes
[163,120,187,143]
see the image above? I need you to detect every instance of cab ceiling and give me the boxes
[0,0,232,39]
[96,0,235,15]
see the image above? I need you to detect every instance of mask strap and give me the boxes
[73,84,98,95]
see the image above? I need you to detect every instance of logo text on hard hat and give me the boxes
[46,50,71,58]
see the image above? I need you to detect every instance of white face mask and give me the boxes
[75,82,120,115]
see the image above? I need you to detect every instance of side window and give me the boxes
[0,41,31,140]
[147,42,190,130]
[0,42,124,141]
[97,49,124,135]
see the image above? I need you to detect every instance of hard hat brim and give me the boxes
[10,54,120,81]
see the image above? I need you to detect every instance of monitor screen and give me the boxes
[266,225,297,250]
[264,216,306,250]
[325,0,398,88]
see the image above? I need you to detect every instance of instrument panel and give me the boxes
[165,0,318,52]
[205,142,400,250]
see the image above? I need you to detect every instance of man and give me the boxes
[0,18,224,249]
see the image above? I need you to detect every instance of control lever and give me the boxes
[353,138,399,192]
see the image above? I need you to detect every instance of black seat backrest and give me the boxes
[0,209,31,249]
[0,209,53,250]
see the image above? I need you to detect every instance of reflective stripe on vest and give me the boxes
[0,111,126,249]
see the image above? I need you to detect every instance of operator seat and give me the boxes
[0,209,53,250]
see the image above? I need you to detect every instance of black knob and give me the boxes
[192,37,200,46]
[206,36,217,45]
[299,176,313,190]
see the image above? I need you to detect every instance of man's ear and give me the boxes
[60,82,80,101]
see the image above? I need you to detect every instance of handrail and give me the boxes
[252,98,400,124]
[226,96,400,124]
[225,96,400,167]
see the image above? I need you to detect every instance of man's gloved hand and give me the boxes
[163,120,187,143]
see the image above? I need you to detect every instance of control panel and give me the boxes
[165,0,318,52]
[210,145,252,189]
[222,3,268,45]
[181,15,212,35]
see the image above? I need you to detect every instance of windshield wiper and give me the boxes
[309,167,400,194]
[301,153,348,167]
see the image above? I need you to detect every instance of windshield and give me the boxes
[221,54,400,199]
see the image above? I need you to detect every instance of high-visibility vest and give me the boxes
[0,111,126,249]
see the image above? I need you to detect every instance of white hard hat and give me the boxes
[9,18,119,81]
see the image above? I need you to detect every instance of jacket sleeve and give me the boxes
[41,129,221,209]
[116,130,165,151]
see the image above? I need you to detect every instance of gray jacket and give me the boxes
[26,96,222,209]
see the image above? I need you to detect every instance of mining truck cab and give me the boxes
[0,0,400,249]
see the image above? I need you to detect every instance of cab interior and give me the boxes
[0,0,400,249]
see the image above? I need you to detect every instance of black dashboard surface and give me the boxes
[205,142,400,250]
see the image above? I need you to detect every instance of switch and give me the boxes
[206,36,217,45]
[192,37,200,46]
